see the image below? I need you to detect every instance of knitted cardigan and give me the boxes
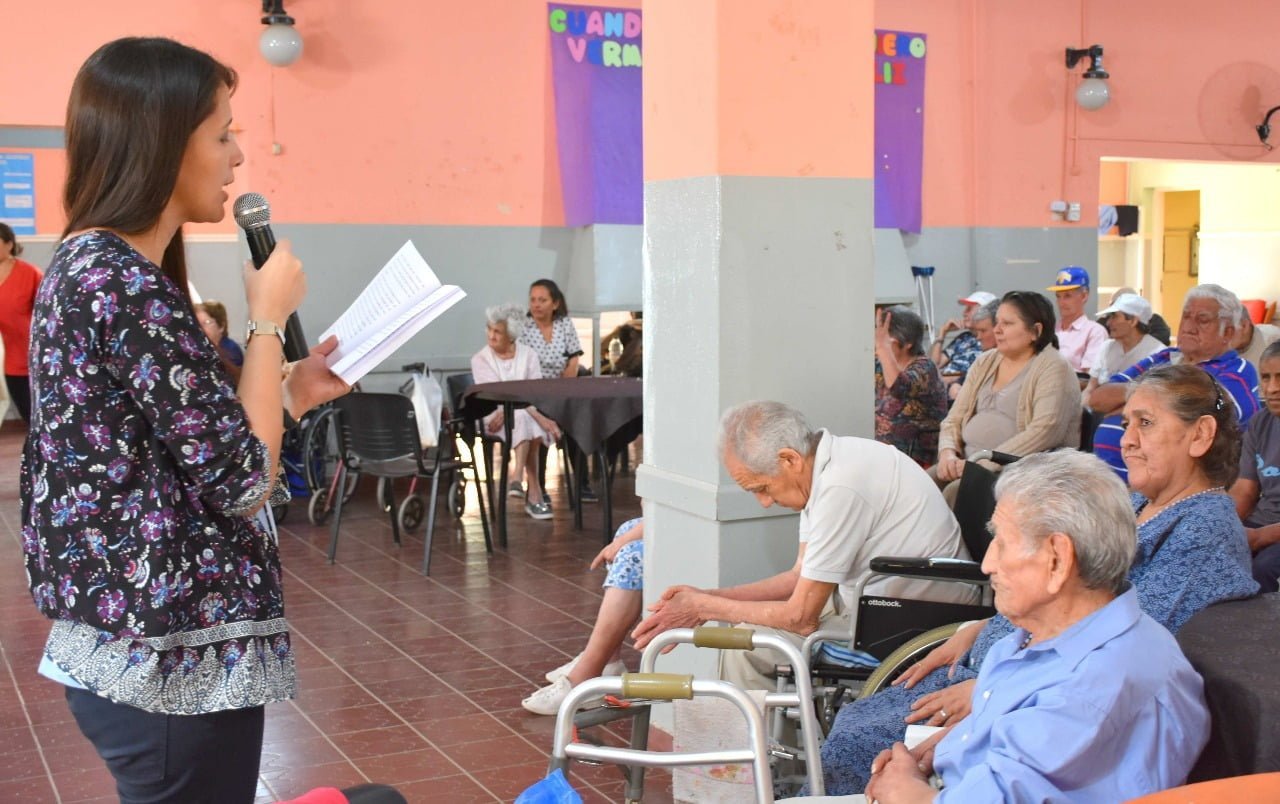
[938,345,1082,458]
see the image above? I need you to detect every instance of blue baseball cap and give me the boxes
[1047,266,1090,292]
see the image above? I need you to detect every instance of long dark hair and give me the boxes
[1000,291,1058,353]
[62,37,237,291]
[0,222,22,257]
[530,278,569,319]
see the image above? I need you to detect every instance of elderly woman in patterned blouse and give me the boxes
[817,363,1258,796]
[21,38,348,802]
[875,306,948,467]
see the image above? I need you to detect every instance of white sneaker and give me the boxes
[545,654,627,684]
[522,677,571,715]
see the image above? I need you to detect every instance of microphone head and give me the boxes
[233,192,271,230]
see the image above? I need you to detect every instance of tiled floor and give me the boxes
[0,423,673,803]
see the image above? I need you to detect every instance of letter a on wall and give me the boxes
[548,4,643,226]
[875,30,926,233]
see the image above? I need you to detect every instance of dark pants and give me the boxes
[1254,542,1280,593]
[5,374,30,421]
[66,687,265,804]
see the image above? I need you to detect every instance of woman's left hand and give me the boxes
[591,539,625,570]
[283,336,349,417]
[875,308,896,358]
[905,678,975,726]
[866,742,935,804]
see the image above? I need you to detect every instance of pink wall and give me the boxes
[876,0,1280,228]
[3,1,634,233]
[6,1,1278,232]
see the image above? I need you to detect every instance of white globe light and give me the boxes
[1076,77,1110,110]
[259,23,303,67]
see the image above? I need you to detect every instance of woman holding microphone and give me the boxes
[20,37,348,802]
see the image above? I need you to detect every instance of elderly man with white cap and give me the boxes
[1082,292,1165,407]
[930,290,997,386]
[1046,266,1108,374]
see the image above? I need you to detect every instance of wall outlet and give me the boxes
[1067,202,1081,222]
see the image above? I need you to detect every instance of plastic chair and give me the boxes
[1124,773,1280,803]
[325,392,490,574]
[1242,299,1267,325]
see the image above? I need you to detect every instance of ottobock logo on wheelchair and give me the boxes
[866,598,903,608]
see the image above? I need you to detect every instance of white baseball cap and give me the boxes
[1096,293,1153,325]
[958,291,997,307]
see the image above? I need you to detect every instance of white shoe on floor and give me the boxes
[522,677,571,715]
[545,654,627,684]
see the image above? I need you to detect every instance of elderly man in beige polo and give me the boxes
[631,400,977,691]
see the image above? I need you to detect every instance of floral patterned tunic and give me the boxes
[874,356,948,467]
[20,231,293,714]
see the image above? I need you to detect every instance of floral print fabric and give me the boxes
[20,231,294,714]
[875,356,948,467]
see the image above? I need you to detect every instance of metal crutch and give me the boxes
[912,264,937,348]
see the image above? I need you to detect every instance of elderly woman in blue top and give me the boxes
[818,363,1258,796]
[863,449,1209,803]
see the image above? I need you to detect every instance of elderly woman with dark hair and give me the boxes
[930,291,1081,502]
[875,306,948,466]
[860,450,1210,803]
[817,363,1258,797]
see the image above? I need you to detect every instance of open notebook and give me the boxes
[319,240,465,385]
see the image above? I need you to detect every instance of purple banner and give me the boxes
[874,30,927,233]
[548,4,643,226]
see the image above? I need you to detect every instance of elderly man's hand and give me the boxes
[866,742,936,804]
[906,679,975,727]
[630,586,708,649]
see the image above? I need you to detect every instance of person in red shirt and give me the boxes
[0,222,42,421]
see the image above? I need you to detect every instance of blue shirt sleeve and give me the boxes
[1110,347,1172,383]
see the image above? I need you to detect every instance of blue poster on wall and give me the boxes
[0,153,35,234]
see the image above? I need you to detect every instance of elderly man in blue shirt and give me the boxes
[863,450,1209,804]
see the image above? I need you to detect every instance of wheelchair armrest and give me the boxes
[868,556,988,584]
[966,449,1020,466]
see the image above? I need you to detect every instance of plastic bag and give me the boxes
[406,371,443,449]
[515,768,582,803]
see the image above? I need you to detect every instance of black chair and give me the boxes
[1080,407,1100,454]
[326,392,490,575]
[1177,593,1280,782]
[447,371,576,541]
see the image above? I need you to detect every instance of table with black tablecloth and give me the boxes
[463,377,642,546]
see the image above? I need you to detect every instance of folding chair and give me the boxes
[326,392,490,574]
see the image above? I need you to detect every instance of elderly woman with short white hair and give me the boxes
[861,451,1210,804]
[471,303,562,520]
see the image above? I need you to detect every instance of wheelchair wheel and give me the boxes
[398,494,426,532]
[271,502,288,524]
[307,488,332,526]
[857,623,964,700]
[448,476,465,518]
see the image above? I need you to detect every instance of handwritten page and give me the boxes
[320,241,465,384]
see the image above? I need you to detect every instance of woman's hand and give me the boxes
[243,239,305,327]
[934,452,967,483]
[866,742,935,804]
[282,336,349,418]
[486,409,505,434]
[531,411,560,441]
[893,620,983,689]
[590,525,643,569]
[875,308,896,358]
[906,678,976,726]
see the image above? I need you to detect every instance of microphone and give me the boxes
[233,192,309,362]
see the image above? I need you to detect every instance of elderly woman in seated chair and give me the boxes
[855,449,1210,803]
[470,303,562,520]
[818,363,1258,796]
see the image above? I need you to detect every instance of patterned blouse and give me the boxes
[942,330,982,377]
[519,315,583,378]
[875,356,948,467]
[20,231,293,715]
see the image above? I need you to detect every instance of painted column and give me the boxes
[637,0,877,694]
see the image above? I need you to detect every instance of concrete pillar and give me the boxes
[637,0,877,700]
